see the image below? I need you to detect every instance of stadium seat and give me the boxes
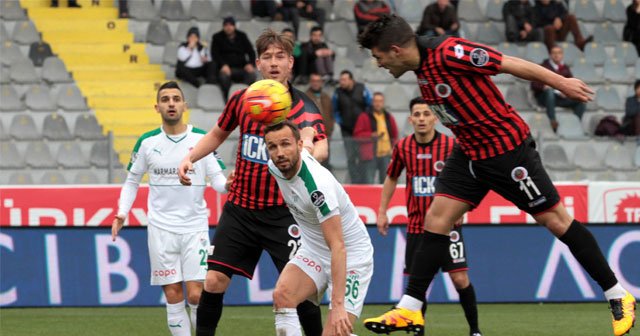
[42,57,72,83]
[56,84,88,111]
[146,19,172,45]
[485,0,505,21]
[594,170,618,182]
[457,0,486,22]
[90,141,121,168]
[160,0,187,21]
[571,57,602,84]
[637,59,640,79]
[397,0,429,23]
[383,82,410,111]
[524,42,548,65]
[11,20,39,45]
[42,113,73,141]
[556,42,583,67]
[25,84,56,111]
[346,43,369,68]
[555,113,587,139]
[527,113,557,139]
[25,141,57,168]
[498,42,521,58]
[573,143,604,171]
[129,0,158,21]
[332,126,342,141]
[196,84,225,110]
[542,143,574,170]
[1,40,26,66]
[326,21,355,47]
[635,146,640,167]
[603,58,631,83]
[7,172,34,185]
[111,169,128,184]
[57,142,90,168]
[593,22,620,45]
[268,21,294,35]
[242,21,270,45]
[162,41,179,65]
[0,84,24,111]
[505,84,533,111]
[398,71,417,84]
[9,58,39,84]
[9,114,40,140]
[0,67,8,84]
[362,57,392,83]
[604,143,635,171]
[603,0,626,22]
[175,21,196,43]
[180,82,198,106]
[0,22,8,41]
[216,139,238,166]
[219,0,251,20]
[189,0,218,21]
[0,1,27,21]
[74,170,100,184]
[583,42,607,66]
[618,41,639,66]
[28,41,53,67]
[574,0,602,22]
[39,171,68,185]
[333,0,356,21]
[595,86,623,111]
[0,119,8,141]
[329,140,348,169]
[332,56,357,81]
[0,142,24,168]
[74,114,104,140]
[475,22,502,44]
[229,83,248,95]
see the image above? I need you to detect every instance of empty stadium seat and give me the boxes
[74,170,100,184]
[333,0,356,21]
[57,142,90,168]
[524,42,548,65]
[326,21,355,47]
[25,141,57,168]
[1,40,26,66]
[7,171,33,185]
[475,22,502,44]
[603,0,626,22]
[383,82,410,111]
[25,84,56,111]
[603,58,631,83]
[556,113,587,139]
[593,22,620,44]
[9,114,40,140]
[571,57,602,84]
[74,114,104,140]
[1,1,27,21]
[9,59,39,84]
[604,143,635,171]
[397,0,429,22]
[329,140,347,170]
[197,84,225,110]
[485,0,505,21]
[542,143,574,170]
[594,170,618,182]
[56,84,88,111]
[39,171,67,185]
[574,0,602,22]
[160,0,187,21]
[346,43,369,68]
[398,71,417,84]
[0,119,8,141]
[129,0,158,21]
[0,67,9,84]
[505,85,533,111]
[635,147,640,167]
[11,20,39,45]
[527,114,557,139]
[111,169,128,184]
[0,22,8,41]
[583,42,607,66]
[219,0,251,20]
[189,0,218,21]
[332,56,357,81]
[162,41,179,65]
[617,42,639,66]
[146,19,172,45]
[0,142,24,168]
[573,143,603,171]
[42,56,72,83]
[498,42,521,58]
[0,85,24,111]
[556,42,583,67]
[90,141,120,168]
[229,83,248,95]
[42,113,73,141]
[595,86,623,111]
[457,0,486,22]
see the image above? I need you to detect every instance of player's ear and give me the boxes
[154,104,160,113]
[288,55,294,71]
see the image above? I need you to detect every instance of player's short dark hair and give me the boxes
[340,70,353,79]
[264,120,301,141]
[409,96,427,111]
[358,14,415,52]
[156,81,184,102]
[550,44,563,52]
[373,91,384,98]
[256,28,294,57]
[310,26,323,34]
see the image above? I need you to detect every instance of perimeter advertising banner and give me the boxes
[1,226,638,307]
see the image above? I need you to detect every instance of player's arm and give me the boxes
[321,214,353,336]
[112,171,143,241]
[501,55,593,102]
[205,152,228,193]
[378,175,399,236]
[179,125,231,185]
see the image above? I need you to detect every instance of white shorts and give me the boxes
[147,225,209,286]
[289,247,373,318]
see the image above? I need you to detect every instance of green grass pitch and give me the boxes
[1,303,614,335]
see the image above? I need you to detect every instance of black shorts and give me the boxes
[436,136,560,216]
[208,202,301,279]
[404,226,468,275]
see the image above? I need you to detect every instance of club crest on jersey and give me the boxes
[288,224,301,239]
[434,160,445,172]
[449,230,460,242]
[511,166,528,182]
[470,48,489,67]
[435,84,451,98]
[310,190,326,207]
[417,153,432,159]
[241,134,268,164]
[412,176,436,196]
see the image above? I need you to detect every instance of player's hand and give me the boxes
[111,215,124,241]
[178,158,193,186]
[225,170,236,191]
[329,306,352,336]
[377,211,390,236]
[557,77,594,102]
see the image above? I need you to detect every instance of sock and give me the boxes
[188,303,198,330]
[196,290,224,336]
[421,301,427,317]
[558,220,618,292]
[404,232,450,302]
[297,300,323,336]
[457,284,480,333]
[166,301,191,336]
[604,283,627,301]
[275,307,302,336]
[397,295,423,311]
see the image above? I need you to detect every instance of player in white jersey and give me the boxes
[264,120,374,336]
[111,81,228,336]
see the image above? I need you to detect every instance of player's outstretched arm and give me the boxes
[321,215,353,336]
[500,55,594,102]
[179,125,231,185]
[112,171,143,241]
[378,175,399,236]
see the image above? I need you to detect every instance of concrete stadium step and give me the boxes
[52,42,147,55]
[65,63,162,71]
[59,53,150,65]
[73,70,165,81]
[35,19,129,33]
[79,81,163,95]
[27,7,117,20]
[42,31,133,43]
[21,0,115,8]
[95,109,160,124]
[90,97,156,109]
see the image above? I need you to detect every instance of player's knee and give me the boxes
[535,207,572,236]
[273,283,295,308]
[204,271,231,293]
[163,284,184,303]
[424,212,452,233]
[187,290,201,305]
[449,271,470,289]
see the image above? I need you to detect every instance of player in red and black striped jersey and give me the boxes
[178,29,326,336]
[359,15,635,336]
[377,97,481,335]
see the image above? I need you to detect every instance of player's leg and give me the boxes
[180,230,209,329]
[273,262,322,336]
[323,312,358,336]
[163,283,191,336]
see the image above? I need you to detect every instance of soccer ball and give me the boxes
[243,79,291,125]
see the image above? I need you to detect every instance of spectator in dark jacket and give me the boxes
[531,45,585,132]
[353,92,398,184]
[624,0,640,55]
[621,80,640,136]
[251,0,277,20]
[535,0,592,51]
[354,0,391,35]
[305,73,334,169]
[211,16,257,101]
[332,70,372,183]
[277,1,325,37]
[503,0,542,42]
[416,0,460,37]
[299,26,334,81]
[176,27,216,88]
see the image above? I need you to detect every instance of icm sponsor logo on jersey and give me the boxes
[241,134,268,164]
[412,176,436,196]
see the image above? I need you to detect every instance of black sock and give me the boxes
[558,220,617,291]
[457,284,480,333]
[297,300,323,336]
[196,290,224,336]
[421,301,427,316]
[405,231,450,301]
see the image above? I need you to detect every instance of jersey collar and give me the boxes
[161,124,191,143]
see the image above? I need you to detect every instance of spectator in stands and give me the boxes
[299,26,334,84]
[51,0,80,7]
[277,1,325,37]
[118,0,129,18]
[298,0,326,29]
[416,0,460,37]
[176,27,216,88]
[503,0,542,43]
[305,73,334,169]
[531,45,585,132]
[621,80,640,136]
[353,92,398,184]
[623,0,640,55]
[332,70,372,183]
[282,28,303,82]
[354,0,391,35]
[251,0,278,20]
[535,0,593,51]
[211,16,257,101]
[28,41,53,67]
